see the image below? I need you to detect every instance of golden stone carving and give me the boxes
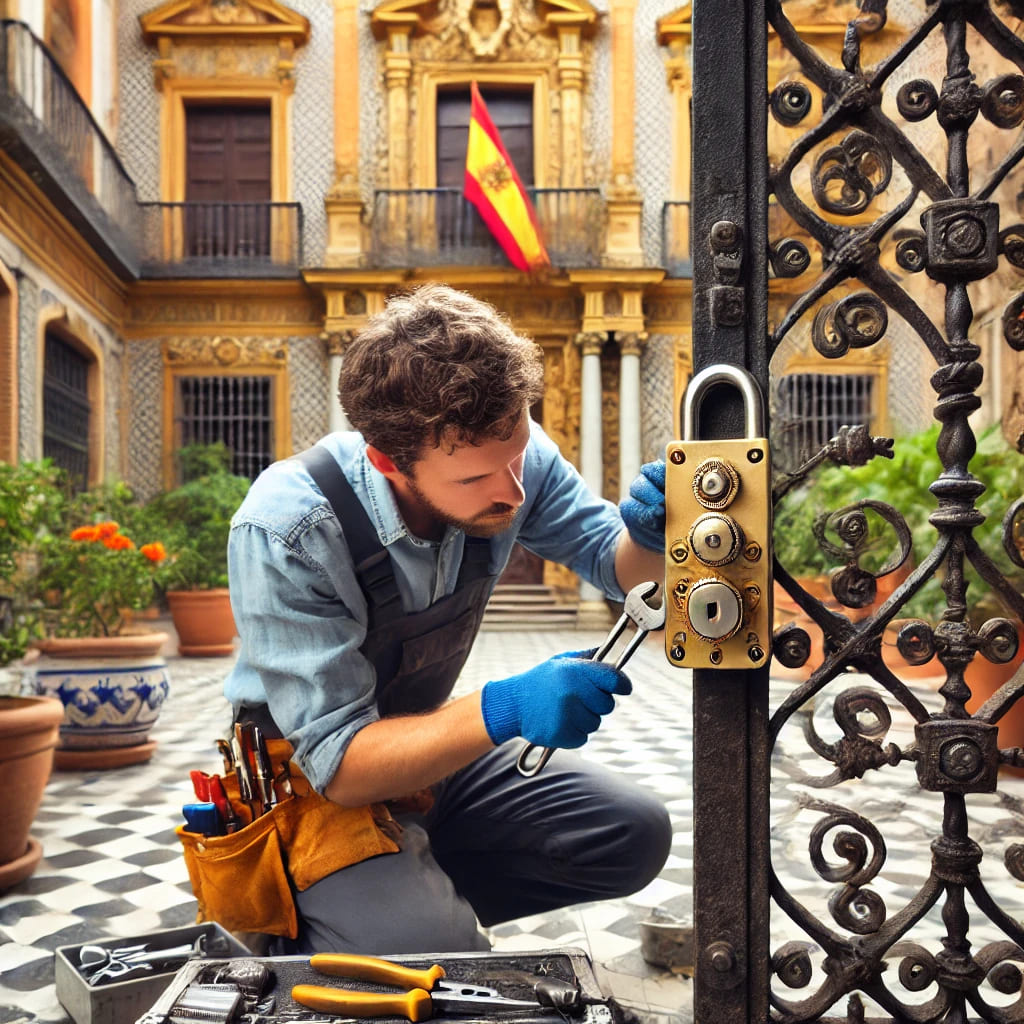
[456,0,514,56]
[600,349,621,500]
[321,329,358,357]
[541,337,581,467]
[162,336,289,366]
[140,0,310,42]
[416,0,557,64]
[574,330,605,357]
[180,0,269,24]
[617,331,648,358]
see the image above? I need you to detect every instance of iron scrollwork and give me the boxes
[764,0,1024,1019]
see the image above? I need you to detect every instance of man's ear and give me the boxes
[366,445,402,479]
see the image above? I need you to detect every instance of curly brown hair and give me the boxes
[338,284,544,471]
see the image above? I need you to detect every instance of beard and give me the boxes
[403,475,519,538]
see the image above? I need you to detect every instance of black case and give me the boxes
[134,949,617,1024]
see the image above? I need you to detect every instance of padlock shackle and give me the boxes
[682,364,765,441]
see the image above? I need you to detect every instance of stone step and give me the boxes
[482,584,576,630]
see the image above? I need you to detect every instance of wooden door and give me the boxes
[185,104,272,258]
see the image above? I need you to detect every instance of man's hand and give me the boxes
[480,651,631,749]
[619,461,666,554]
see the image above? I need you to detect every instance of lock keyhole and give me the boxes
[686,578,743,642]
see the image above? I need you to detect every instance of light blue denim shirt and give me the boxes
[223,420,626,793]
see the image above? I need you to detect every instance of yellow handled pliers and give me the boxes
[291,954,544,1021]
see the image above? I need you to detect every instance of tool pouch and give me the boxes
[177,739,400,938]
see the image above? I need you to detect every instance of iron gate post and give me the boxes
[690,0,770,1020]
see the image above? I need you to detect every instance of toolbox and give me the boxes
[55,922,252,1024]
[133,949,620,1024]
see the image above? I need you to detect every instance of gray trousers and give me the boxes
[287,742,673,955]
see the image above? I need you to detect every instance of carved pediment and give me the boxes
[140,0,310,46]
[371,0,596,44]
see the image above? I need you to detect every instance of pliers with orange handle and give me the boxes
[291,954,547,1021]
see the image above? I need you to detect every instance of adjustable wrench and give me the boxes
[515,580,665,778]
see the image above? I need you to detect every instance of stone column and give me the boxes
[325,0,364,267]
[576,331,608,614]
[605,0,644,265]
[383,24,414,191]
[322,329,356,433]
[552,18,588,188]
[618,331,647,499]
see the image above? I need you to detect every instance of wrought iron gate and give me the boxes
[689,1,1024,1020]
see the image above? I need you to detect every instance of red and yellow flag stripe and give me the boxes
[463,82,550,272]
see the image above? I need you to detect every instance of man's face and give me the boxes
[401,414,531,538]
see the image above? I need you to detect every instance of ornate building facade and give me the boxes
[1,0,1018,599]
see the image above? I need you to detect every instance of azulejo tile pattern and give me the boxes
[4,627,1024,1023]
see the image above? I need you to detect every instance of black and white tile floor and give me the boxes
[4,624,1024,1024]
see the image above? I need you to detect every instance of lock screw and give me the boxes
[709,649,723,665]
[744,542,762,561]
[748,448,764,463]
[708,942,736,973]
[670,449,685,465]
[671,644,685,661]
[749,645,764,662]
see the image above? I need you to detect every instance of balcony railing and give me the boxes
[661,200,692,278]
[0,19,139,277]
[369,188,604,269]
[137,202,304,277]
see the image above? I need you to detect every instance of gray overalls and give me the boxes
[239,444,672,955]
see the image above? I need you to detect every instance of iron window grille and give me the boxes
[175,375,274,481]
[774,371,875,473]
[42,332,90,490]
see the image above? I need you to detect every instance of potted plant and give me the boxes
[0,460,65,671]
[0,459,67,887]
[20,485,173,770]
[773,424,1024,705]
[145,443,251,656]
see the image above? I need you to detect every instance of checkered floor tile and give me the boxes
[5,624,1024,1024]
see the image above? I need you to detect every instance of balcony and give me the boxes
[0,19,140,278]
[369,188,604,269]
[137,202,304,278]
[661,200,692,278]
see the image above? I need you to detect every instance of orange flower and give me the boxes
[102,533,135,551]
[70,526,100,542]
[140,541,167,563]
[96,521,120,539]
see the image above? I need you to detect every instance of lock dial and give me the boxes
[689,513,743,566]
[692,458,739,509]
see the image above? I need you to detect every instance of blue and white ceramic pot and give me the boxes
[25,632,171,769]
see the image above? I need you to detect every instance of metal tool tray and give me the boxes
[55,922,251,1024]
[135,948,617,1024]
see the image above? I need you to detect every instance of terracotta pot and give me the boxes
[965,628,1024,750]
[25,632,170,769]
[0,694,63,890]
[167,589,237,656]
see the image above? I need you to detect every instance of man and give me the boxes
[225,284,671,954]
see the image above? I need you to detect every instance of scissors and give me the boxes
[291,954,548,1021]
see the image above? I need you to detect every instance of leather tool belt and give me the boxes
[177,739,399,938]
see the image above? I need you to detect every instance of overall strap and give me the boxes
[294,445,401,623]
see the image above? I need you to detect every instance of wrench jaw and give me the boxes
[515,580,664,779]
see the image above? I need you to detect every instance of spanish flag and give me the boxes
[464,82,550,272]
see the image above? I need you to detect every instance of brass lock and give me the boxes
[665,364,772,669]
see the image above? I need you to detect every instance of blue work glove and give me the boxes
[619,460,666,553]
[481,650,631,749]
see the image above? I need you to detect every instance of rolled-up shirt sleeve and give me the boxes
[515,424,626,601]
[225,514,380,793]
